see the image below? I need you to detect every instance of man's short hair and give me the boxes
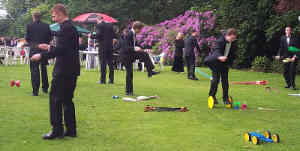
[226,28,237,36]
[51,3,68,16]
[32,12,41,21]
[132,21,144,30]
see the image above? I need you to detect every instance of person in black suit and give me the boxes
[25,12,52,96]
[31,4,80,140]
[184,30,201,80]
[91,16,117,84]
[204,28,237,104]
[120,21,157,96]
[172,32,185,73]
[275,26,299,90]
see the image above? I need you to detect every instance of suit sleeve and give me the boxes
[41,25,73,59]
[91,24,103,40]
[46,25,53,44]
[25,24,31,43]
[194,39,201,52]
[213,39,225,58]
[126,32,135,52]
[277,36,284,56]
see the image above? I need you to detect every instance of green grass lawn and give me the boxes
[0,65,300,151]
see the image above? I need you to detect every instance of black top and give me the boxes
[204,35,236,67]
[277,35,299,58]
[25,20,52,56]
[174,39,184,57]
[120,30,136,56]
[41,20,80,77]
[184,36,200,57]
[91,22,117,55]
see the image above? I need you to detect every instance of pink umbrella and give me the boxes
[72,13,118,23]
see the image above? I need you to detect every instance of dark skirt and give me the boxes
[172,56,184,72]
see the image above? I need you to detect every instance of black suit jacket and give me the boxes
[120,30,136,62]
[184,36,200,57]
[204,36,236,71]
[41,20,80,77]
[25,20,52,57]
[277,35,299,58]
[91,22,116,56]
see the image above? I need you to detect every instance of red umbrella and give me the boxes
[72,13,118,23]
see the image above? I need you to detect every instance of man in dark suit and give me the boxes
[25,12,52,96]
[184,31,201,80]
[275,26,299,90]
[31,4,80,140]
[91,16,117,84]
[204,28,237,104]
[120,21,157,96]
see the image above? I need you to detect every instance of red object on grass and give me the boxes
[72,13,118,23]
[10,80,15,87]
[15,80,20,87]
[231,80,268,85]
[241,104,247,110]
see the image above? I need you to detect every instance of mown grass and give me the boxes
[0,65,299,151]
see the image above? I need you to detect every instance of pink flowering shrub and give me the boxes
[136,10,217,62]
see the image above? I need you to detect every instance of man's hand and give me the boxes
[291,56,296,62]
[31,54,41,62]
[218,56,227,62]
[275,56,280,60]
[38,44,50,51]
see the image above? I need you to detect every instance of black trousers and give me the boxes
[98,53,114,83]
[185,56,195,78]
[283,62,297,87]
[121,51,154,93]
[49,76,78,134]
[209,66,229,101]
[30,61,49,94]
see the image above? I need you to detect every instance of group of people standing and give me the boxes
[22,2,298,141]
[171,28,238,104]
[172,30,201,81]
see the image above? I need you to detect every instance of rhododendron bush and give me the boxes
[136,10,217,62]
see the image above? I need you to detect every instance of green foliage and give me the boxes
[251,56,271,72]
[191,0,300,69]
[270,59,284,73]
[0,0,201,37]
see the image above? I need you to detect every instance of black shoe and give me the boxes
[223,101,230,105]
[109,81,114,84]
[43,89,48,94]
[192,77,199,80]
[213,96,219,104]
[32,93,38,96]
[223,98,230,105]
[64,131,77,138]
[42,131,64,140]
[152,71,160,75]
[126,92,134,96]
[189,77,198,81]
[285,85,291,88]
[148,71,153,78]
